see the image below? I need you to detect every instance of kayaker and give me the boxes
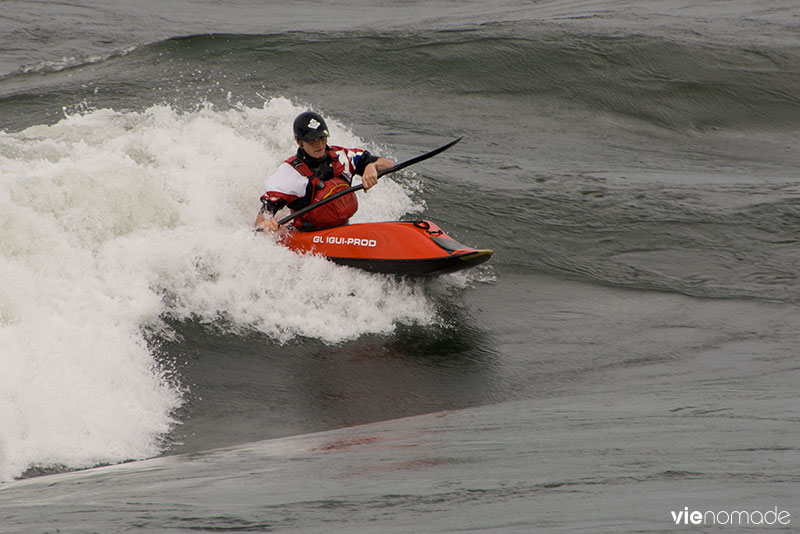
[254,111,395,232]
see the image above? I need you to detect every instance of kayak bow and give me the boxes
[280,220,493,276]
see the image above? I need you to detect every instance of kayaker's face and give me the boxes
[298,136,327,158]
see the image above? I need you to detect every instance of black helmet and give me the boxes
[293,111,329,142]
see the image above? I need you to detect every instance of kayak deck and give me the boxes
[280,220,493,276]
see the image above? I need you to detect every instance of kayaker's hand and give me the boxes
[362,162,380,191]
[263,217,280,232]
[254,213,281,233]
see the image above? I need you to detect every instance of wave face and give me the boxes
[3,6,800,134]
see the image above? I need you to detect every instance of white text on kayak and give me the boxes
[313,236,378,247]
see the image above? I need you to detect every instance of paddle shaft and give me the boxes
[276,137,462,226]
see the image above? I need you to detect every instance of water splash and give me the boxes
[0,99,438,480]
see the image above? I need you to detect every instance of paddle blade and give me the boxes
[377,137,463,178]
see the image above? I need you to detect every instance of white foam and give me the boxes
[0,99,435,480]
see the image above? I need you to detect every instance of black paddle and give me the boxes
[275,137,463,227]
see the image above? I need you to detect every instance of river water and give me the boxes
[1,1,799,531]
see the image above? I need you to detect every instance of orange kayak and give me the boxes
[280,220,493,276]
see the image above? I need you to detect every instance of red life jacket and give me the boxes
[285,146,358,228]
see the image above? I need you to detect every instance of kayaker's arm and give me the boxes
[254,196,287,233]
[362,157,395,191]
